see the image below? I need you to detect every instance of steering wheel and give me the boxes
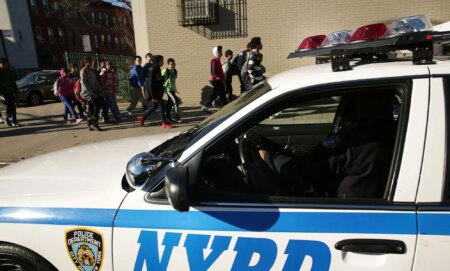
[238,134,260,176]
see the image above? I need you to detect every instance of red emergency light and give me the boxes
[298,35,326,50]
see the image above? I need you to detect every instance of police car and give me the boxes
[1,15,450,271]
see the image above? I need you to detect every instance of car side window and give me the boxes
[193,83,408,203]
[444,77,450,200]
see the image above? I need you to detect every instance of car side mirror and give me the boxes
[165,166,190,212]
[125,152,175,190]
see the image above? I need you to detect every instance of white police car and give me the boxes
[1,15,450,271]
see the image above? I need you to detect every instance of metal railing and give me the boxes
[64,51,134,100]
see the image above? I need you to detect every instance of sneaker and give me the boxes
[174,117,182,123]
[4,118,12,127]
[92,124,103,131]
[11,122,21,127]
[162,122,173,129]
[127,109,133,115]
[75,118,83,124]
[137,115,144,127]
[63,120,71,125]
[201,106,211,114]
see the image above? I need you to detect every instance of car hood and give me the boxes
[0,133,178,209]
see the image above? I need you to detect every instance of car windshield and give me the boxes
[151,81,272,158]
[20,73,48,83]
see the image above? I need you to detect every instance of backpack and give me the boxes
[240,57,250,86]
[73,79,84,102]
[230,50,247,75]
[52,80,59,96]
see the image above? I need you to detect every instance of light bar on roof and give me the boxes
[386,15,432,36]
[349,23,388,42]
[320,30,353,47]
[298,35,326,50]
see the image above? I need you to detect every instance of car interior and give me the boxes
[190,83,408,202]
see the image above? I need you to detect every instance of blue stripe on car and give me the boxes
[1,207,449,236]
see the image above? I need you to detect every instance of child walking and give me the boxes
[163,58,181,123]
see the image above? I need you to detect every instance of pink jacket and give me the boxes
[100,70,118,94]
[56,77,74,97]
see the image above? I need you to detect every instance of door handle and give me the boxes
[335,239,406,254]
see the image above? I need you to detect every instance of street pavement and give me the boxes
[0,101,207,167]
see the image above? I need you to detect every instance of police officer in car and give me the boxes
[259,91,396,199]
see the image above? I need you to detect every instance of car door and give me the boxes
[113,79,427,271]
[413,72,450,270]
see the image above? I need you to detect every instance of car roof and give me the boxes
[267,60,446,94]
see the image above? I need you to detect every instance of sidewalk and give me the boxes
[0,101,207,164]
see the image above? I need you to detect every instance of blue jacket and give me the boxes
[129,64,145,88]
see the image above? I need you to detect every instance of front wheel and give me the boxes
[27,91,42,106]
[0,242,57,271]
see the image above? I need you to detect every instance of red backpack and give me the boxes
[73,79,84,102]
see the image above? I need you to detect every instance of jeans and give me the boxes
[205,80,227,107]
[87,96,105,122]
[60,95,79,120]
[104,93,121,121]
[143,97,166,121]
[127,87,144,111]
[3,92,17,122]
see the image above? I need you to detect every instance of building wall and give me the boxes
[0,0,38,76]
[132,0,450,106]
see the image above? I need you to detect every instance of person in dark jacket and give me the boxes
[0,58,20,127]
[80,56,104,131]
[137,55,172,128]
[246,37,264,90]
[259,92,396,199]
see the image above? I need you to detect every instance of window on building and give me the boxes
[54,2,61,17]
[48,27,54,44]
[58,28,65,44]
[35,26,44,44]
[42,0,50,16]
[101,34,105,47]
[91,11,95,25]
[98,12,102,25]
[52,53,59,67]
[114,36,119,50]
[105,14,109,27]
[94,34,99,48]
[112,16,116,26]
[30,0,38,15]
[107,35,112,48]
[71,30,76,46]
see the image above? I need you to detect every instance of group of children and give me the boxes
[54,58,121,131]
[128,53,180,129]
[203,36,264,113]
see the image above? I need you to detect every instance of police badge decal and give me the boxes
[65,228,104,271]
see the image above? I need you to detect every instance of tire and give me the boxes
[0,242,57,271]
[27,91,42,106]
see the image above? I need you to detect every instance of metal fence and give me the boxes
[64,51,134,100]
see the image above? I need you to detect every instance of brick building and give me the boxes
[132,0,450,106]
[29,0,135,69]
[0,0,135,77]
